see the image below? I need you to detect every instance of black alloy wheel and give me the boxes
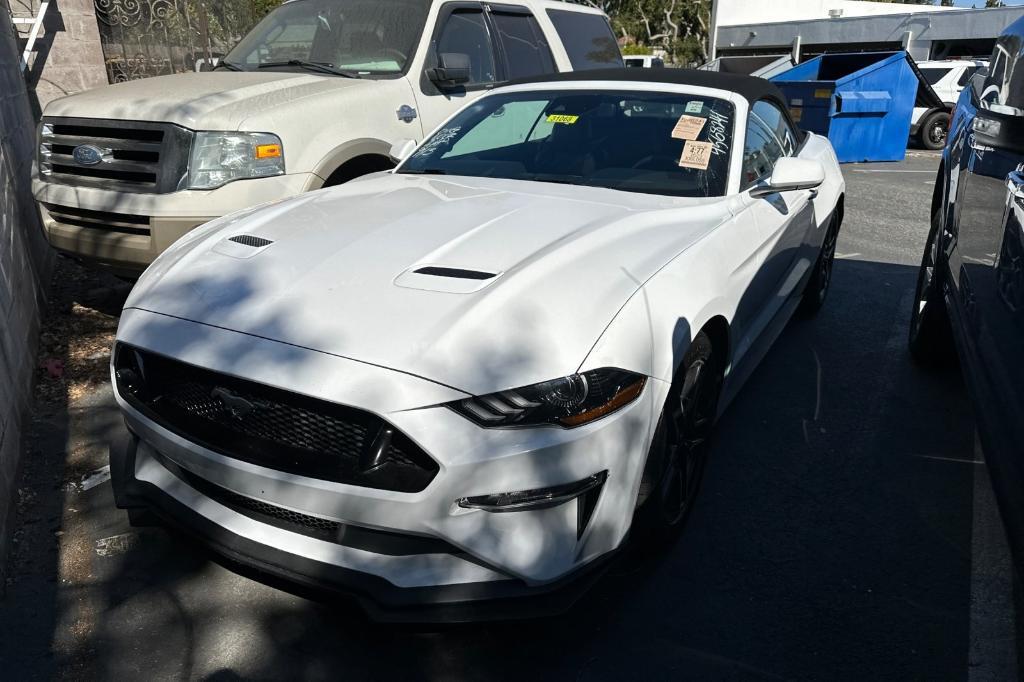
[634,332,722,541]
[801,211,840,314]
[921,111,951,151]
[909,205,955,365]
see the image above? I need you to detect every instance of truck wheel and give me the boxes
[920,111,951,151]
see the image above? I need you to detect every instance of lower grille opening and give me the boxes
[114,344,439,493]
[154,449,460,556]
[45,204,151,236]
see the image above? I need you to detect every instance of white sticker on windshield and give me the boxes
[679,141,714,170]
[685,101,704,114]
[671,115,706,141]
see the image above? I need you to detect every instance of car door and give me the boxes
[947,28,1024,464]
[733,101,817,361]
[414,3,555,136]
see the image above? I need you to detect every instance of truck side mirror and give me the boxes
[427,53,471,87]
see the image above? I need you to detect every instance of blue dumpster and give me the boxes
[771,52,941,163]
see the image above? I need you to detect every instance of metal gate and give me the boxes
[93,0,274,82]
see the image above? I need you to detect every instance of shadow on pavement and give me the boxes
[0,256,984,681]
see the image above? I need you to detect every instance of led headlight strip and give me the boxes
[449,368,646,428]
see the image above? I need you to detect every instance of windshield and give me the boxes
[225,0,429,75]
[399,90,735,198]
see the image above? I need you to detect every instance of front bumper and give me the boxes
[34,173,318,274]
[111,308,662,620]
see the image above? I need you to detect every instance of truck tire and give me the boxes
[920,111,951,151]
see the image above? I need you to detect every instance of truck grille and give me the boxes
[114,344,439,493]
[40,118,193,194]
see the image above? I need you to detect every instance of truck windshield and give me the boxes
[225,0,430,75]
[399,90,735,198]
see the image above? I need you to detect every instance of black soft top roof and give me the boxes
[508,68,789,109]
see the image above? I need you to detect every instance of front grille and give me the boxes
[153,449,459,555]
[44,203,151,236]
[115,344,439,493]
[40,117,193,194]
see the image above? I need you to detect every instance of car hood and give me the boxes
[43,72,367,131]
[125,175,735,396]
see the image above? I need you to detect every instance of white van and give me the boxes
[33,0,621,275]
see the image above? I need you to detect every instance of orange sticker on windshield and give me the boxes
[679,141,714,170]
[547,114,579,125]
[671,115,706,141]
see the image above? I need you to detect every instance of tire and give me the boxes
[909,206,956,366]
[920,111,951,151]
[800,210,840,315]
[633,332,723,546]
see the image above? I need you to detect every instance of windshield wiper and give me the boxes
[212,60,245,72]
[257,60,359,78]
[399,168,448,175]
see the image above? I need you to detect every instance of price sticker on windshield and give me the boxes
[547,114,579,125]
[679,141,714,170]
[671,115,706,141]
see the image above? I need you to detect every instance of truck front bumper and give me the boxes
[33,173,319,275]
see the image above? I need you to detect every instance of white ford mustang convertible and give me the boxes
[110,70,845,620]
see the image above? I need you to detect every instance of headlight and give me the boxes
[188,131,284,190]
[449,368,646,428]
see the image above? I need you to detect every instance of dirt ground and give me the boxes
[2,257,131,679]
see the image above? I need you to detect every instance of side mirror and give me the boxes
[751,157,825,198]
[427,52,471,87]
[389,138,417,163]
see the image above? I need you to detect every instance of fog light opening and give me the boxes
[457,471,608,514]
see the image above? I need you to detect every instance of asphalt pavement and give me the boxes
[1,151,1019,680]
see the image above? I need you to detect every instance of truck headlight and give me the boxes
[188,132,284,190]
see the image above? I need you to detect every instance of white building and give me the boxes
[711,0,1024,62]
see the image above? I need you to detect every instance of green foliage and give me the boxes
[606,0,711,66]
[621,43,653,56]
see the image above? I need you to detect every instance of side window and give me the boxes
[752,100,798,156]
[981,34,1022,113]
[742,116,785,191]
[958,66,979,88]
[436,9,497,86]
[545,10,623,70]
[489,10,555,80]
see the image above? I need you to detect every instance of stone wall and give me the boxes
[10,0,108,115]
[0,4,54,585]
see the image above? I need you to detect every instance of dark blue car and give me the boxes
[910,17,1024,566]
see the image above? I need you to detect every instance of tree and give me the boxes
[602,0,712,66]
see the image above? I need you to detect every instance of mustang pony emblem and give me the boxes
[211,387,261,419]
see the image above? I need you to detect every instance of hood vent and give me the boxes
[229,235,274,248]
[413,266,497,281]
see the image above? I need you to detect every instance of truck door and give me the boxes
[950,28,1024,491]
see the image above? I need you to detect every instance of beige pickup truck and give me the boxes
[33,0,621,276]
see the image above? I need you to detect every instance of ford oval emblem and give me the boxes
[72,145,107,166]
